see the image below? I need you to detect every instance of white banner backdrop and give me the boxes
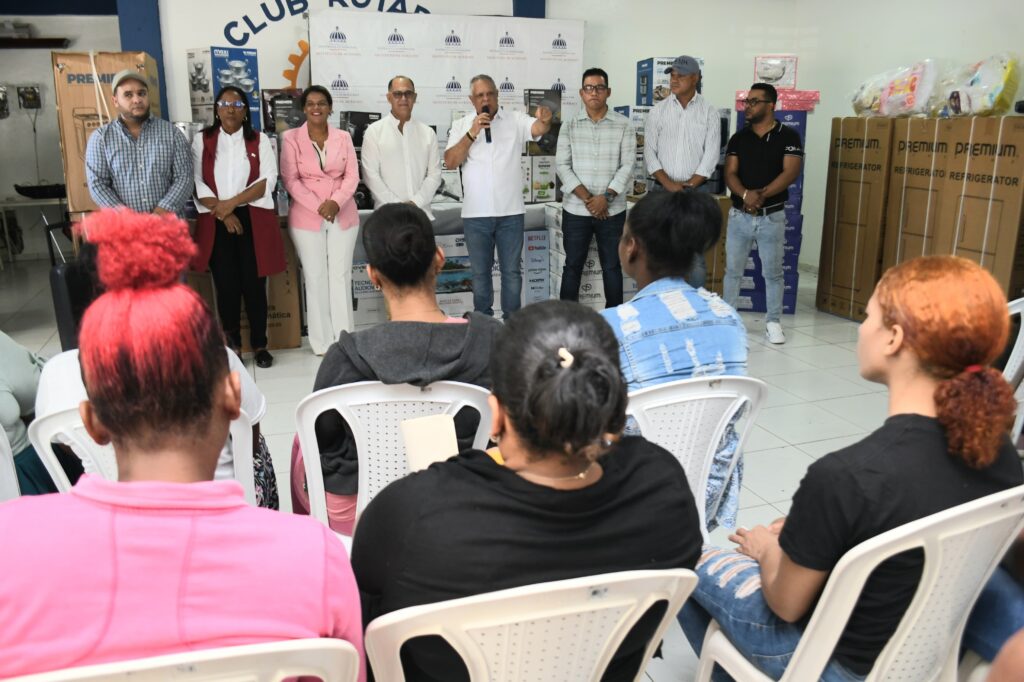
[309,9,585,142]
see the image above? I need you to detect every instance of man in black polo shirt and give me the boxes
[723,83,803,344]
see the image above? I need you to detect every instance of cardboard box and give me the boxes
[816,117,895,321]
[186,47,214,126]
[933,116,1024,298]
[52,51,162,212]
[522,156,533,204]
[636,57,703,106]
[613,105,653,150]
[532,156,557,203]
[883,118,946,269]
[703,195,731,296]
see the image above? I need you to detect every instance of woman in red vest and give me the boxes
[191,86,286,368]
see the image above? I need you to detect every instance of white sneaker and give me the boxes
[765,321,786,344]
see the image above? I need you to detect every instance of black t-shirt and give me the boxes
[780,414,1023,675]
[726,120,804,210]
[351,437,703,682]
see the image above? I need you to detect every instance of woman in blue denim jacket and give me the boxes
[601,191,748,531]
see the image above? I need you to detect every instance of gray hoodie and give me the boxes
[311,312,501,495]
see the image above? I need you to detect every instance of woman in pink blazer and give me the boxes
[280,85,361,355]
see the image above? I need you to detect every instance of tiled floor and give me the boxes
[0,258,886,681]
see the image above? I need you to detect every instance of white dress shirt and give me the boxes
[644,93,721,183]
[361,113,442,220]
[446,109,537,219]
[192,128,277,212]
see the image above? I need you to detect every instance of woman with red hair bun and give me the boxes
[0,209,365,679]
[678,255,1023,681]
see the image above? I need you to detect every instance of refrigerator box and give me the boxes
[933,116,1024,299]
[52,51,162,213]
[817,117,895,322]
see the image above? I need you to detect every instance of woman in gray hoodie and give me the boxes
[291,203,502,533]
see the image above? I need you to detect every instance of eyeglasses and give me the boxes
[742,98,771,107]
[216,100,246,109]
[305,101,331,109]
[390,90,416,100]
[581,84,608,94]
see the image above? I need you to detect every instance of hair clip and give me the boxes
[558,347,574,368]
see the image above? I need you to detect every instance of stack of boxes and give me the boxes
[612,104,653,197]
[819,115,1024,321]
[731,110,809,315]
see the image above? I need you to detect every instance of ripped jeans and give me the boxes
[678,547,865,681]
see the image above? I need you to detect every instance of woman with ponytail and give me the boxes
[679,256,1023,681]
[351,299,703,681]
[602,189,748,532]
[0,210,364,679]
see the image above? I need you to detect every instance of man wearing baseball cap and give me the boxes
[85,69,193,215]
[643,55,721,288]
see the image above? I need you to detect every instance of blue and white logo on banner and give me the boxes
[387,28,405,45]
[445,76,462,92]
[331,74,350,92]
[444,29,461,46]
[499,77,515,93]
[498,31,515,48]
[551,33,567,49]
[551,78,566,92]
[330,26,347,44]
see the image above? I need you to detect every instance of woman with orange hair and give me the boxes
[0,209,364,678]
[678,256,1023,681]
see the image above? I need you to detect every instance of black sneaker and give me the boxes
[255,349,274,368]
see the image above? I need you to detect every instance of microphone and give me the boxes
[482,105,492,144]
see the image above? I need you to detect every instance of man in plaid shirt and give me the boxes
[554,67,635,308]
[85,70,192,215]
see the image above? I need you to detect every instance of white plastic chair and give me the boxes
[1002,297,1024,443]
[696,484,1024,682]
[364,569,698,682]
[626,376,767,539]
[27,407,258,504]
[0,427,20,502]
[294,380,492,525]
[7,637,360,681]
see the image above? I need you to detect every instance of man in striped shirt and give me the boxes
[644,55,721,288]
[85,70,193,216]
[555,68,635,307]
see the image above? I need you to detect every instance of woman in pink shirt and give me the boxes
[280,85,361,355]
[0,209,365,679]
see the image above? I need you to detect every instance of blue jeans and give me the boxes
[462,214,524,317]
[678,547,865,682]
[647,183,709,289]
[559,210,625,307]
[963,566,1024,661]
[723,208,786,322]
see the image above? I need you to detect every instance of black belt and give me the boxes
[744,203,784,216]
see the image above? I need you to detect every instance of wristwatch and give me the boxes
[603,190,615,202]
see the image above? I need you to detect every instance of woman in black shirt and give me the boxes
[679,255,1023,680]
[351,299,704,681]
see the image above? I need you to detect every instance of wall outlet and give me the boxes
[17,85,41,109]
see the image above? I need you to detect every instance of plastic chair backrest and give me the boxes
[698,485,1024,682]
[626,376,767,539]
[0,427,20,501]
[365,569,698,682]
[27,407,114,491]
[295,380,492,525]
[26,407,257,504]
[7,637,360,682]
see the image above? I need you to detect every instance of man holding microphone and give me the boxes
[445,74,552,318]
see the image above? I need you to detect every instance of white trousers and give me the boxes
[290,220,359,355]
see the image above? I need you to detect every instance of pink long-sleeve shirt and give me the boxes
[0,476,365,679]
[280,122,360,230]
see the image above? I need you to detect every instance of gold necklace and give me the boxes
[513,461,596,484]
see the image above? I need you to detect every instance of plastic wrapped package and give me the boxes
[852,61,938,117]
[931,54,1020,117]
[851,70,893,116]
